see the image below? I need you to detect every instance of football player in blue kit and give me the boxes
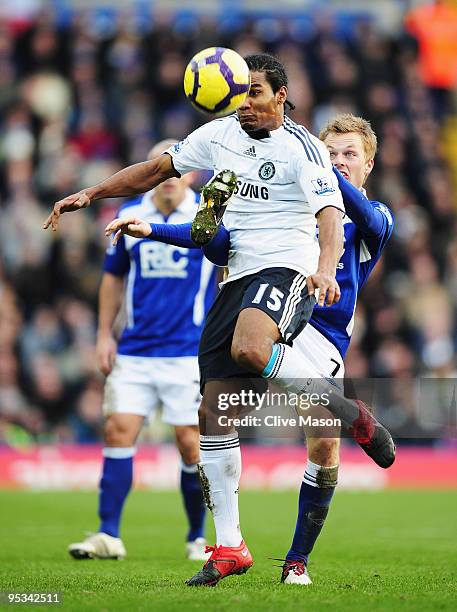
[281,114,394,584]
[68,141,218,562]
[103,114,394,584]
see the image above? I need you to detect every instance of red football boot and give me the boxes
[349,400,396,468]
[186,540,253,587]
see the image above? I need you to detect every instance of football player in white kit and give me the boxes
[100,114,395,586]
[45,55,394,586]
[67,141,218,562]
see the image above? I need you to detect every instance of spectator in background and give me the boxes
[68,379,104,443]
[404,0,457,118]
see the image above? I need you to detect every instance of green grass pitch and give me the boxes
[0,489,456,611]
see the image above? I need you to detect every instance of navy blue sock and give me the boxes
[98,448,134,538]
[180,462,206,542]
[286,460,338,565]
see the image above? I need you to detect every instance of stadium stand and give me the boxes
[0,1,456,445]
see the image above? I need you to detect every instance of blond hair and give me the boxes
[319,114,377,161]
[147,139,178,160]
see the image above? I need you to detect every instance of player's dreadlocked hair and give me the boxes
[244,53,296,111]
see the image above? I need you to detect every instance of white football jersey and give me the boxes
[167,114,344,283]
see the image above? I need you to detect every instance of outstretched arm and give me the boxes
[149,221,230,266]
[104,218,231,267]
[149,222,195,248]
[43,153,178,231]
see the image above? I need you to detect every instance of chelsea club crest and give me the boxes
[258,162,275,181]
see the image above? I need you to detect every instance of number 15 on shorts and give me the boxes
[252,283,284,312]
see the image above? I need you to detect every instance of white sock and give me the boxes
[262,342,324,389]
[304,459,339,488]
[262,343,361,427]
[102,447,136,458]
[199,433,242,547]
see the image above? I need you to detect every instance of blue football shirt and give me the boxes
[310,199,394,357]
[103,188,217,358]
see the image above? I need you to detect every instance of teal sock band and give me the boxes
[262,343,280,378]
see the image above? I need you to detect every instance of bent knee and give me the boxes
[231,341,269,373]
[104,415,138,447]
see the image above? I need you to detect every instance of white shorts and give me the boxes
[294,323,345,386]
[102,355,200,426]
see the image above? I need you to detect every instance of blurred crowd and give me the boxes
[1,3,456,446]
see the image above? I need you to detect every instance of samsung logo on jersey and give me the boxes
[234,180,269,200]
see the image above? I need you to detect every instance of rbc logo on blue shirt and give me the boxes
[139,242,189,279]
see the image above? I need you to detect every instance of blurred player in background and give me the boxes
[68,141,217,562]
